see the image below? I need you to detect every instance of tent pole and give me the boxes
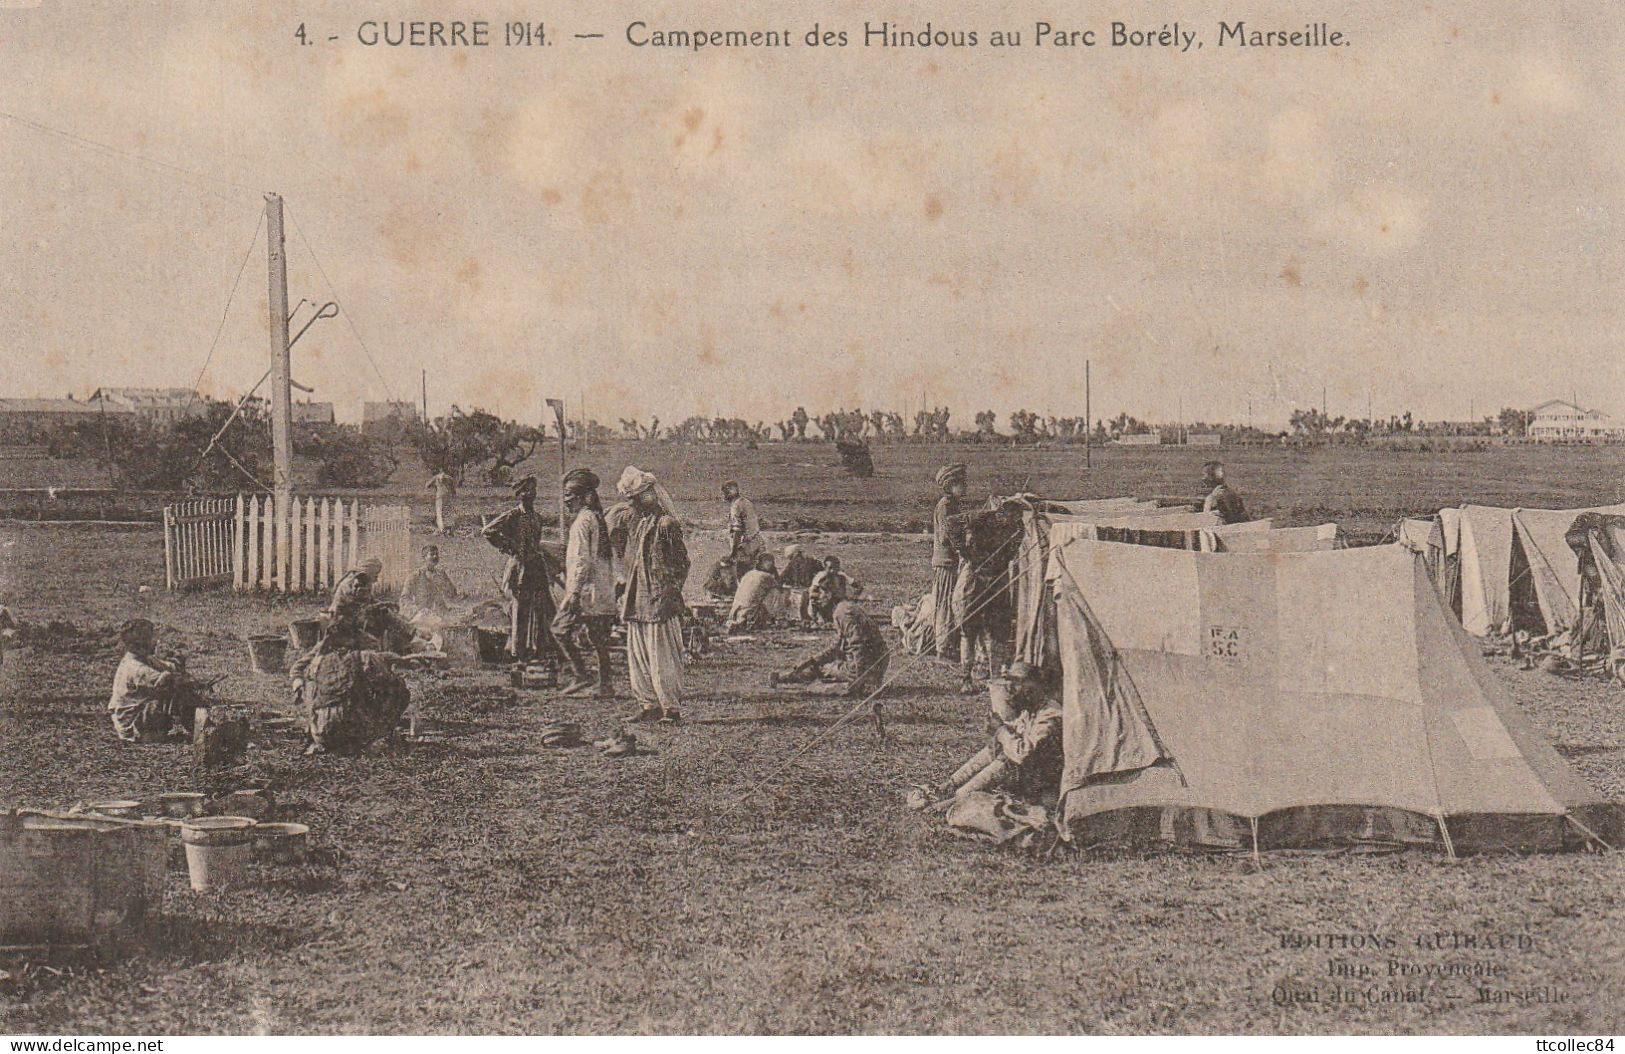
[1249,817,1263,871]
[1564,813,1618,853]
[1435,812,1458,862]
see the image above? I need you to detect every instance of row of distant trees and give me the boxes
[19,399,1547,493]
[1285,407,1534,439]
[35,399,398,491]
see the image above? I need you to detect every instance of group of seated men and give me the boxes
[725,544,863,632]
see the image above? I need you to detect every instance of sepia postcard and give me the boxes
[1,0,1622,1042]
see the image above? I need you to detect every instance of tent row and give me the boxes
[1397,503,1625,666]
[928,496,1619,855]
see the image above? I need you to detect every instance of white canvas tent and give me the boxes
[1451,504,1625,637]
[1045,540,1619,853]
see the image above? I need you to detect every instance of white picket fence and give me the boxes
[162,498,237,591]
[162,494,412,594]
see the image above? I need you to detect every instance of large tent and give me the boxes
[1046,540,1619,853]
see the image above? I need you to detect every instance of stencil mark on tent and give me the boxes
[1205,625,1247,661]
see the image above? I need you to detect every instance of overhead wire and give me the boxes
[285,205,398,402]
[183,205,266,415]
[0,108,261,201]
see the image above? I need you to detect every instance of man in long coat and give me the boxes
[482,475,561,664]
[615,467,690,723]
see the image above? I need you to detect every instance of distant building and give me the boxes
[292,401,337,429]
[362,400,419,437]
[1527,399,1621,441]
[1186,433,1222,446]
[89,387,205,425]
[1115,433,1162,446]
[0,396,136,439]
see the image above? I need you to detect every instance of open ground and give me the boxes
[2,444,1623,1034]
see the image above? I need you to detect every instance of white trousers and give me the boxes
[626,618,684,709]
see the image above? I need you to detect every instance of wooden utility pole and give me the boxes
[421,369,428,426]
[265,192,293,505]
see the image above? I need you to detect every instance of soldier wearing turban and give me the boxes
[482,474,563,665]
[616,466,690,722]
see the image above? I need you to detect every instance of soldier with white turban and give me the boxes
[615,466,691,722]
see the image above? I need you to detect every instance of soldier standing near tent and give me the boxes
[931,463,967,662]
[1201,461,1249,525]
[482,475,562,666]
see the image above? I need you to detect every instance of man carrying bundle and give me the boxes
[769,571,890,698]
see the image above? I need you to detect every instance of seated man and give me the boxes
[819,555,863,598]
[290,613,411,756]
[726,553,783,632]
[402,544,460,617]
[770,574,890,697]
[108,618,204,743]
[779,545,821,589]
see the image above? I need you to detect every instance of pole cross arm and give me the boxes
[288,301,339,349]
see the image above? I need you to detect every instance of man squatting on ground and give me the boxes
[554,468,617,698]
[108,618,206,743]
[615,466,690,723]
[770,569,890,697]
[483,474,564,666]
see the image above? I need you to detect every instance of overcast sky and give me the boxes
[1,0,1620,427]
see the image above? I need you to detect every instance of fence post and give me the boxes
[162,505,176,590]
[233,494,246,590]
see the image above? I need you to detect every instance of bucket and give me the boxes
[441,624,481,667]
[475,627,509,664]
[288,618,322,650]
[248,635,288,675]
[253,822,310,864]
[180,816,257,892]
[159,791,206,818]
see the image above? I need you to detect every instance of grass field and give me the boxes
[2,446,1624,1034]
[8,439,1625,536]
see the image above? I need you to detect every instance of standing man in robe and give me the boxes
[482,475,561,665]
[426,470,456,535]
[617,467,691,723]
[554,468,617,697]
[931,463,967,663]
[723,479,764,578]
